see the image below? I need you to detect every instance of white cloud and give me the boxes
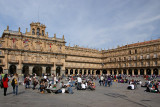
[0,0,160,49]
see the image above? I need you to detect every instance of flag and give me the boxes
[50,43,51,48]
[13,38,15,43]
[23,39,28,43]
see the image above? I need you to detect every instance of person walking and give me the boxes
[2,74,8,96]
[12,73,19,95]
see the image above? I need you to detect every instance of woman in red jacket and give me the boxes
[2,74,8,96]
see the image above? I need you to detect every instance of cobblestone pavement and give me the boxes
[0,77,160,107]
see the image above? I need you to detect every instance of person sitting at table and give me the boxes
[66,84,74,94]
[81,81,86,90]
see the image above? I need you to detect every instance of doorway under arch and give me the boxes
[56,66,61,76]
[103,70,107,74]
[84,70,86,75]
[96,70,100,75]
[65,69,68,75]
[9,65,16,75]
[79,70,82,75]
[46,66,51,76]
[0,67,3,74]
[146,69,151,75]
[88,70,90,75]
[33,66,42,76]
[110,70,112,75]
[153,68,158,75]
[123,69,126,75]
[140,69,144,75]
[134,69,138,75]
[129,69,132,75]
[114,69,117,75]
[75,69,78,75]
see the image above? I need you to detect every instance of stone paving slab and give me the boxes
[0,78,160,107]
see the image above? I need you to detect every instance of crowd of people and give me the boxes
[0,71,160,96]
[0,73,19,96]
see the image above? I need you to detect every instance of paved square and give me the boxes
[0,77,160,107]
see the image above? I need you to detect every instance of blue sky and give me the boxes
[0,0,160,50]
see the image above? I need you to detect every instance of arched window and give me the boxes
[32,29,35,35]
[42,30,44,36]
[37,28,40,35]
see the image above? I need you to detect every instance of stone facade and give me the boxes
[0,22,159,76]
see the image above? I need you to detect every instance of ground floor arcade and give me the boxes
[1,64,65,77]
[65,68,160,76]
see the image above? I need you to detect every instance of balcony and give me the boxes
[8,59,19,64]
[22,60,53,65]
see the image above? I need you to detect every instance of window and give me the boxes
[153,53,157,58]
[128,56,131,60]
[124,63,126,67]
[129,50,131,54]
[32,29,35,35]
[146,54,150,59]
[42,30,44,36]
[0,59,1,63]
[129,63,131,67]
[0,51,1,55]
[147,62,150,66]
[37,28,40,35]
[124,57,126,61]
[135,49,137,54]
[135,62,137,67]
[140,55,143,59]
[154,61,157,66]
[141,62,143,66]
[134,56,137,60]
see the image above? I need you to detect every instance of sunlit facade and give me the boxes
[0,22,159,76]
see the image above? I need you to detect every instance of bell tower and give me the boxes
[30,22,46,37]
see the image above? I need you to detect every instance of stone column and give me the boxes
[100,70,102,75]
[158,68,160,75]
[42,66,46,74]
[94,70,96,75]
[127,69,129,75]
[151,69,153,75]
[112,70,114,75]
[138,69,140,75]
[68,69,70,75]
[144,69,146,75]
[82,69,84,75]
[90,70,92,75]
[132,70,134,76]
[117,70,119,75]
[51,67,54,74]
[86,69,88,75]
[17,69,22,76]
[77,69,80,74]
[3,69,8,74]
[29,66,33,75]
[73,69,75,75]
[121,70,123,75]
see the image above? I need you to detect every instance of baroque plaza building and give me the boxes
[0,22,160,76]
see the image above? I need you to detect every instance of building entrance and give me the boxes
[9,65,16,75]
[33,66,42,76]
[56,66,61,76]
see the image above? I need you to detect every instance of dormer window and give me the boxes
[42,30,44,36]
[32,29,35,35]
[37,28,40,35]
